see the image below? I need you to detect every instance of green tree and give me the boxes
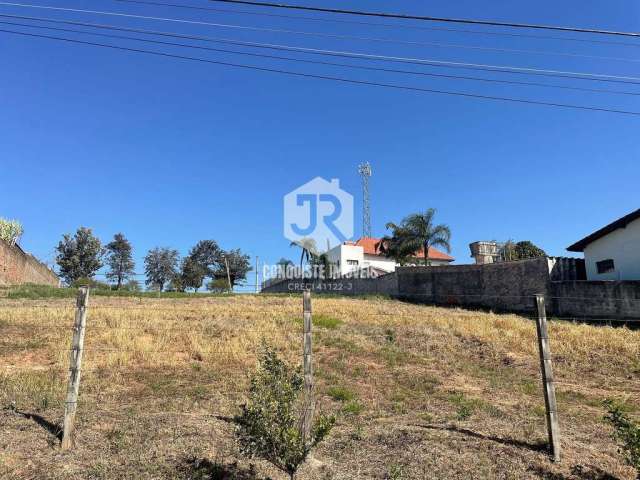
[378,224,417,266]
[55,227,103,285]
[513,241,546,260]
[181,255,207,292]
[206,277,229,293]
[167,274,186,293]
[144,247,179,292]
[104,233,135,290]
[235,346,334,480]
[215,249,251,288]
[381,209,451,266]
[500,240,545,262]
[188,240,222,278]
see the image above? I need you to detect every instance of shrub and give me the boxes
[234,346,335,480]
[0,218,23,245]
[603,399,640,477]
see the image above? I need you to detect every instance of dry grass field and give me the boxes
[0,294,638,480]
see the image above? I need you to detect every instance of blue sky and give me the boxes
[1,0,638,286]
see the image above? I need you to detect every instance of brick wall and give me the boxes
[0,240,59,287]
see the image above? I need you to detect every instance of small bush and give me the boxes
[603,399,640,477]
[235,346,335,480]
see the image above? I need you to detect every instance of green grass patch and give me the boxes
[5,283,245,300]
[398,373,441,395]
[0,369,65,411]
[327,385,356,402]
[320,336,360,353]
[314,315,343,329]
[447,392,488,421]
[519,379,539,396]
[341,400,364,416]
[531,405,547,418]
[379,345,408,367]
[189,385,209,400]
[386,464,405,480]
[6,284,75,299]
[418,412,434,423]
[292,314,343,330]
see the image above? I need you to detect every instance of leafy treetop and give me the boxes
[55,227,103,285]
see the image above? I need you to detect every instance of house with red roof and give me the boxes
[326,236,454,277]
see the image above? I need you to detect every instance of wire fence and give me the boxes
[1,289,638,460]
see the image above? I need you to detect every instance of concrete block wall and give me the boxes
[549,281,640,320]
[261,272,398,296]
[0,240,59,287]
[396,257,552,314]
[261,257,640,320]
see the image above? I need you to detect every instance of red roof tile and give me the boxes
[352,237,454,261]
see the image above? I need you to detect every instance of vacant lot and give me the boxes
[0,294,638,479]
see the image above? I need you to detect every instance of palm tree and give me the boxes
[380,209,451,266]
[289,237,318,270]
[377,225,415,266]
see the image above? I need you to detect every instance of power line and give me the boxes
[112,0,640,49]
[2,2,637,63]
[209,0,640,38]
[2,27,639,116]
[105,0,640,62]
[1,5,638,85]
[4,17,638,96]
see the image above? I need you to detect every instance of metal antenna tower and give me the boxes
[358,162,372,238]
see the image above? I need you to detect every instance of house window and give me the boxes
[596,259,615,274]
[347,259,359,266]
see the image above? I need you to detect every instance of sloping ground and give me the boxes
[0,295,638,479]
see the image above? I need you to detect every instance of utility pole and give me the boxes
[255,256,260,293]
[358,162,372,238]
[224,255,232,293]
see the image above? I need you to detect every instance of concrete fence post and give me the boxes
[61,287,90,450]
[300,289,315,445]
[535,294,561,462]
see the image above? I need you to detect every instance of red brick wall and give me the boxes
[0,240,59,286]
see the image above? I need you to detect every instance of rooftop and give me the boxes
[567,208,640,252]
[346,237,455,262]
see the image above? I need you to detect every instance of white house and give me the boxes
[567,208,640,281]
[326,237,454,277]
